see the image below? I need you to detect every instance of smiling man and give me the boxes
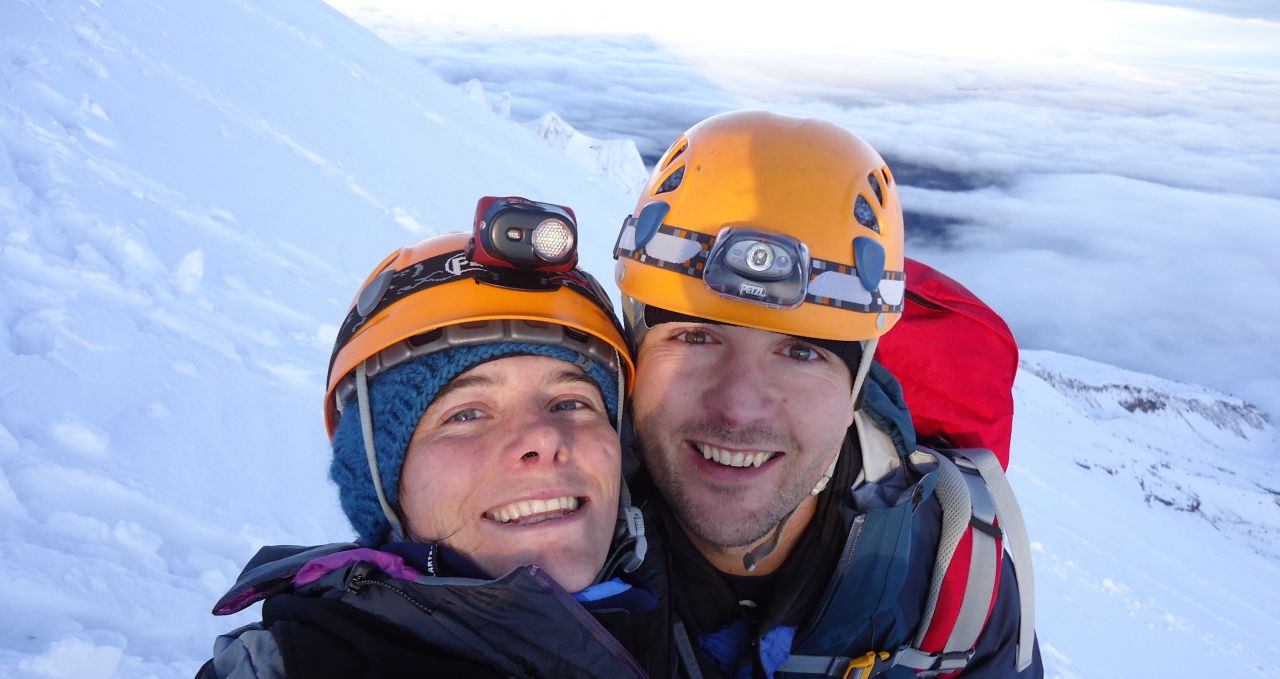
[616,111,1042,678]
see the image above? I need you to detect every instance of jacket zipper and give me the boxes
[794,514,867,644]
[347,572,435,616]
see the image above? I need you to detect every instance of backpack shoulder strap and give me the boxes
[951,449,1036,671]
[778,448,1034,678]
[898,448,1035,676]
[899,448,1001,676]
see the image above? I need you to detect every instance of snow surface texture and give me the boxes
[1,0,1278,677]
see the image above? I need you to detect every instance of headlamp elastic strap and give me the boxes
[328,250,623,386]
[615,217,905,313]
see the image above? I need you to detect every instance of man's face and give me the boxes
[632,321,855,550]
[399,355,620,592]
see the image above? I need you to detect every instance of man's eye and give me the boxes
[786,343,821,362]
[677,329,711,345]
[446,408,483,423]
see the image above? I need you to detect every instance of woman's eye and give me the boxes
[446,408,483,423]
[552,399,591,412]
[785,343,821,362]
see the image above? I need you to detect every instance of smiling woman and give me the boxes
[196,202,670,679]
[397,354,621,591]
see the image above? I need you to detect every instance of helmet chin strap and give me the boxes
[594,479,649,582]
[356,361,406,543]
[594,350,648,583]
[809,336,879,497]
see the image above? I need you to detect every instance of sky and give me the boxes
[1,1,1278,677]
[327,0,1280,420]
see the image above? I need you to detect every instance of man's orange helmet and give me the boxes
[614,111,905,343]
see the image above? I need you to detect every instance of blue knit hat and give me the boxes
[330,342,620,545]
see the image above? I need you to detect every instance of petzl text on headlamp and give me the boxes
[469,196,578,271]
[703,227,810,308]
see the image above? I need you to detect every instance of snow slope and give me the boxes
[1015,351,1279,677]
[1,1,1276,677]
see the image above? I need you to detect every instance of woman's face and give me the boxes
[399,355,621,591]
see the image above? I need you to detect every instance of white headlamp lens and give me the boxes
[531,218,574,262]
[746,243,774,271]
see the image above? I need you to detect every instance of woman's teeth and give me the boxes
[486,496,580,524]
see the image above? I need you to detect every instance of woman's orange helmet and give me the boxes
[325,230,633,438]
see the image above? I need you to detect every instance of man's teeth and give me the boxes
[487,496,580,524]
[695,443,776,468]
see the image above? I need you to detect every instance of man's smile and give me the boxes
[691,441,782,469]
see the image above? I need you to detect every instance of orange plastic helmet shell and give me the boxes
[615,110,905,341]
[325,232,634,437]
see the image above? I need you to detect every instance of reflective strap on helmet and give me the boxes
[333,319,623,419]
[329,249,624,383]
[615,219,904,313]
[953,449,1037,671]
[356,361,405,542]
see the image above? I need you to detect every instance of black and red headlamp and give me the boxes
[469,196,578,271]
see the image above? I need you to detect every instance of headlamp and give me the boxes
[470,196,578,271]
[703,228,810,308]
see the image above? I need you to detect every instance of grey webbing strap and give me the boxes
[891,647,974,673]
[947,460,1001,655]
[777,654,853,676]
[672,620,705,679]
[779,451,1024,679]
[356,362,405,542]
[850,338,879,414]
[955,449,1037,671]
[780,647,973,677]
[913,451,972,649]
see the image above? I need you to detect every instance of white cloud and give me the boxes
[325,0,1280,414]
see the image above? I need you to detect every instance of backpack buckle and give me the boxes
[890,647,976,677]
[841,651,891,679]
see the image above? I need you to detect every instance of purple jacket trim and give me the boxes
[215,587,265,615]
[294,548,423,588]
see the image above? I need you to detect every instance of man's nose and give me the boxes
[699,346,781,427]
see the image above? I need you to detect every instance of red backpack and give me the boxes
[877,258,1019,469]
[876,259,1033,675]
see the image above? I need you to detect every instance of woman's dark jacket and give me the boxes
[196,541,672,678]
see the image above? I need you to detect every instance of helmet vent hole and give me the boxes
[655,166,685,195]
[563,326,589,343]
[867,172,884,206]
[407,328,443,347]
[659,139,689,171]
[882,165,894,186]
[854,195,880,233]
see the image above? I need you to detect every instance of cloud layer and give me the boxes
[327,0,1280,415]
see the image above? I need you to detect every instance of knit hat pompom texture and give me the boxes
[331,342,620,545]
